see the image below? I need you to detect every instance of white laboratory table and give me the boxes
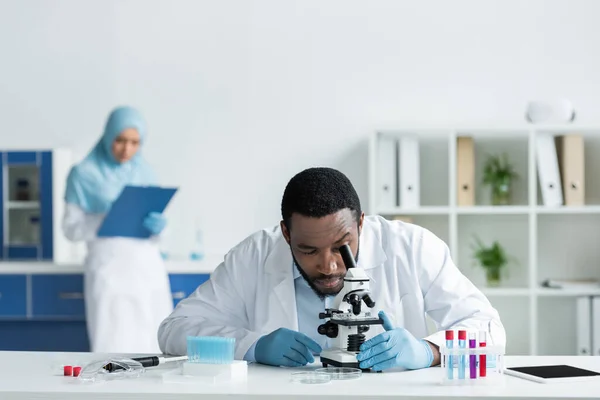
[1,352,600,400]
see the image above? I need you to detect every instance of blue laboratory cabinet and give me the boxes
[0,272,210,351]
[0,150,75,261]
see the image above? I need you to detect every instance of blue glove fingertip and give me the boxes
[378,310,395,331]
[148,212,165,222]
[143,212,166,234]
[360,342,373,352]
[420,339,434,367]
[314,343,323,354]
[294,332,322,354]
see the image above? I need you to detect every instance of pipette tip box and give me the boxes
[161,335,247,384]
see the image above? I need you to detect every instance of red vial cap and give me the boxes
[445,330,454,340]
[458,330,467,340]
[63,365,73,376]
[73,366,82,377]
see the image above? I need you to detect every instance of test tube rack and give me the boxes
[440,331,505,386]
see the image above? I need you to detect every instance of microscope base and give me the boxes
[320,349,361,369]
[320,349,382,372]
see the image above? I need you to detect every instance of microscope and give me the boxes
[317,243,383,369]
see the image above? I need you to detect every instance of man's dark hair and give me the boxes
[281,167,362,229]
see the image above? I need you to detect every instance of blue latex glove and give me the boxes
[143,212,167,235]
[255,328,322,367]
[357,310,434,371]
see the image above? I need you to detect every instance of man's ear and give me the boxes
[280,220,291,245]
[359,212,365,231]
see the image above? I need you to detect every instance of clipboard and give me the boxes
[97,185,178,239]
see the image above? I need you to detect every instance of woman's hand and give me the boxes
[143,212,167,235]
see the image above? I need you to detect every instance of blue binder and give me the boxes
[97,185,178,239]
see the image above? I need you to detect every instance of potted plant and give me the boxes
[471,236,513,287]
[482,153,518,205]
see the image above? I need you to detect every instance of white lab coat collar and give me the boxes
[262,219,387,331]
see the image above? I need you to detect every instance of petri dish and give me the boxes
[315,367,362,380]
[290,371,331,384]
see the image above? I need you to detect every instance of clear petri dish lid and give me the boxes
[315,367,362,380]
[290,371,332,384]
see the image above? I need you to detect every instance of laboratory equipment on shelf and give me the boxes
[0,149,79,262]
[189,218,205,261]
[16,178,31,201]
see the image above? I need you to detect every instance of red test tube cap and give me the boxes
[445,330,454,340]
[458,330,467,340]
[63,365,73,376]
[73,366,82,377]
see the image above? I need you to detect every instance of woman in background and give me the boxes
[62,106,173,354]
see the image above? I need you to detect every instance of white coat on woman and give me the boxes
[62,106,173,354]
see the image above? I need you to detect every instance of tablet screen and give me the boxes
[507,365,600,379]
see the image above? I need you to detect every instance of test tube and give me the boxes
[479,331,487,377]
[445,330,454,380]
[458,330,466,379]
[469,332,477,379]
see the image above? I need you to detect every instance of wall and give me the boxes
[1,0,600,258]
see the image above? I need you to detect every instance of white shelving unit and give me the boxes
[368,125,600,357]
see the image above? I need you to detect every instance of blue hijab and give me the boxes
[65,106,157,214]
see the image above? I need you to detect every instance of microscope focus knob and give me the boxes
[317,322,339,338]
[363,294,375,308]
[358,325,370,334]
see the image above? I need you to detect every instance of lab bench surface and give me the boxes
[1,353,600,399]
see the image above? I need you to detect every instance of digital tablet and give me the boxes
[505,364,600,384]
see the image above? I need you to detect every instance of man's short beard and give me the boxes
[291,244,360,301]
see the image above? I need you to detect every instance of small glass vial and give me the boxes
[189,218,205,261]
[30,216,40,244]
[16,179,30,201]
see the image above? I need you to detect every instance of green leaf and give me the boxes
[470,235,513,272]
[482,152,518,186]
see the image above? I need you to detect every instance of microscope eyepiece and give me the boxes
[339,243,357,269]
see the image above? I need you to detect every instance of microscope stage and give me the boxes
[329,317,383,326]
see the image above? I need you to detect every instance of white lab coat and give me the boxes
[62,203,173,354]
[158,215,506,360]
